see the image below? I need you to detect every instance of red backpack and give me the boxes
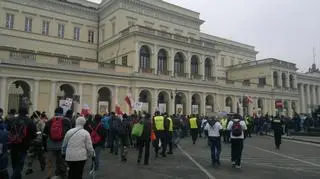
[89,123,102,145]
[50,117,64,141]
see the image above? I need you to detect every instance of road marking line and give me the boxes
[177,145,216,179]
[246,144,320,168]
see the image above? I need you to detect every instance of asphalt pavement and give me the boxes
[19,135,320,179]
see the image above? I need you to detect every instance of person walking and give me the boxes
[272,116,284,149]
[227,114,247,168]
[43,107,71,179]
[188,114,199,144]
[204,118,222,166]
[137,112,152,165]
[84,114,106,170]
[62,116,95,179]
[152,111,169,158]
[7,107,36,179]
[118,114,131,162]
[0,109,9,179]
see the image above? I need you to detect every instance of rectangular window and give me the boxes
[122,56,128,66]
[259,77,266,85]
[74,27,80,40]
[58,24,65,38]
[24,17,32,32]
[112,22,115,36]
[110,60,115,64]
[101,28,105,42]
[242,80,250,86]
[42,21,49,36]
[88,30,94,43]
[5,13,14,29]
[220,57,225,67]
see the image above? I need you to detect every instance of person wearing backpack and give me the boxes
[118,114,131,162]
[84,114,106,170]
[7,107,36,179]
[109,112,121,155]
[0,108,9,179]
[43,107,71,179]
[101,114,111,148]
[227,114,247,169]
[137,112,152,165]
[204,117,222,166]
[25,111,46,175]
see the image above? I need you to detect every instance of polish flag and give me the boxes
[246,96,253,104]
[113,94,123,116]
[125,88,134,110]
[81,104,91,116]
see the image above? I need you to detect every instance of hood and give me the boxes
[233,118,240,122]
[76,116,86,127]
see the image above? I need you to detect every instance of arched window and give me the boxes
[205,58,212,77]
[174,52,184,74]
[139,46,150,70]
[158,49,167,73]
[191,55,199,74]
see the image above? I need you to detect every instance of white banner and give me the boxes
[192,105,199,114]
[98,101,109,114]
[158,103,166,114]
[176,104,183,115]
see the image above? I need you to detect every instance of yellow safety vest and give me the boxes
[189,117,198,129]
[168,117,173,132]
[154,116,164,131]
[221,118,227,130]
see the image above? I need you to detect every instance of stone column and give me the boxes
[271,98,276,116]
[49,81,57,118]
[153,45,158,75]
[286,72,290,88]
[32,79,39,111]
[0,77,7,112]
[214,93,220,112]
[169,90,175,115]
[134,42,139,72]
[186,91,192,115]
[288,100,292,117]
[200,55,205,80]
[299,84,305,113]
[311,85,316,106]
[232,96,237,113]
[278,71,282,87]
[186,52,191,79]
[317,86,320,105]
[92,84,97,114]
[170,48,175,76]
[152,89,158,114]
[271,71,274,88]
[306,84,311,113]
[113,85,119,113]
[202,92,206,115]
[133,87,139,103]
[78,83,83,113]
[213,56,218,82]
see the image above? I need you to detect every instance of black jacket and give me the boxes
[140,118,152,141]
[7,116,36,151]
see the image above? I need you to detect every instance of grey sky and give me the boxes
[89,0,320,72]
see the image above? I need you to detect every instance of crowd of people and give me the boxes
[0,106,297,179]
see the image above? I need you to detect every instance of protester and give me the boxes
[62,116,95,179]
[137,112,152,165]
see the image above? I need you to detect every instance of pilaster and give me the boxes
[0,77,7,112]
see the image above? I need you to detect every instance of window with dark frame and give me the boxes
[122,56,128,66]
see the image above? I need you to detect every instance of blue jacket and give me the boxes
[0,122,9,170]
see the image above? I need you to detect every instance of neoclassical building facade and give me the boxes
[0,0,319,117]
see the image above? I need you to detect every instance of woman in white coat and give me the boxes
[62,116,95,179]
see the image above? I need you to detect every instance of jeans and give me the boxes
[0,152,9,179]
[173,129,181,146]
[92,146,102,170]
[10,149,27,179]
[110,130,119,154]
[209,137,221,164]
[231,139,244,166]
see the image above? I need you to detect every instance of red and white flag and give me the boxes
[246,96,253,104]
[125,88,134,110]
[113,94,123,116]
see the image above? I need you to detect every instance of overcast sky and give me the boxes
[89,0,320,72]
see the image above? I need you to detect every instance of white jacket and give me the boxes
[62,126,95,162]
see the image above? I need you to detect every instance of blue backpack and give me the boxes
[0,122,9,170]
[101,116,110,130]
